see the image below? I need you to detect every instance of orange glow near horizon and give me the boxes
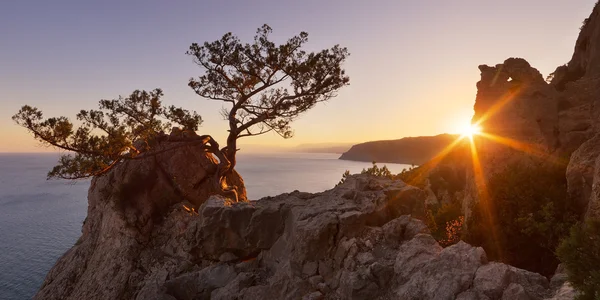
[422,84,563,259]
[478,132,567,166]
[471,87,521,128]
[401,136,466,186]
[460,124,482,140]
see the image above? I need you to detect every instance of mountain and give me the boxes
[339,134,459,165]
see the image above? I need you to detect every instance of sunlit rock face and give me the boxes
[558,3,600,220]
[32,136,246,300]
[460,3,600,221]
[473,58,559,151]
[459,57,562,220]
[34,173,571,299]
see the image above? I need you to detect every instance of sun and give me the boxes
[460,124,482,139]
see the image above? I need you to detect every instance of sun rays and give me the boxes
[460,124,482,140]
[413,84,566,259]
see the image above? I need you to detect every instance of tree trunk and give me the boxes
[218,133,247,201]
[225,132,238,172]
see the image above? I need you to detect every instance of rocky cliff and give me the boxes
[469,2,599,156]
[559,2,600,220]
[33,4,600,299]
[431,2,600,222]
[339,134,459,165]
[35,162,573,300]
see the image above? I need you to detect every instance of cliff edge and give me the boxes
[35,150,573,300]
[339,134,459,165]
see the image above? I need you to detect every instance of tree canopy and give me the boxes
[187,24,349,169]
[13,89,202,179]
[13,24,350,201]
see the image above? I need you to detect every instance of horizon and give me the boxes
[1,0,596,152]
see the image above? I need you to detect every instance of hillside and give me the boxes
[339,134,459,165]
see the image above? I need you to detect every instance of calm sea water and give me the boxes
[0,153,410,299]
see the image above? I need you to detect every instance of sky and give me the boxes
[0,0,596,152]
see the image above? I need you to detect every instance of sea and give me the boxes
[0,152,410,300]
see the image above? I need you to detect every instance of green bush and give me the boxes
[464,160,577,276]
[557,220,600,300]
[336,170,351,186]
[361,162,392,178]
[423,200,464,247]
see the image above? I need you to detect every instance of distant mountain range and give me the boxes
[338,134,459,165]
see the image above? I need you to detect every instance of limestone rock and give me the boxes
[34,172,574,299]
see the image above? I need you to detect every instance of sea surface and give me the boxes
[0,153,410,300]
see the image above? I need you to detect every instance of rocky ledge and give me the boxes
[35,166,574,300]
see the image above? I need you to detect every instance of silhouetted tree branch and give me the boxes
[14,25,350,203]
[187,24,350,176]
[12,89,203,179]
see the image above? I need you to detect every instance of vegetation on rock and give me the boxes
[361,161,393,178]
[345,163,466,248]
[464,160,578,276]
[557,219,600,300]
[186,24,349,184]
[13,25,350,201]
[12,89,202,179]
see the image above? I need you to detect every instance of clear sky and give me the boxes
[0,0,596,152]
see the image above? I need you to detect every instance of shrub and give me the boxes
[427,200,464,247]
[557,220,600,300]
[361,162,393,179]
[336,170,351,186]
[440,216,464,247]
[464,160,577,276]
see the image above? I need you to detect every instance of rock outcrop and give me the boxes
[339,134,459,165]
[445,3,600,221]
[560,2,600,220]
[35,171,572,299]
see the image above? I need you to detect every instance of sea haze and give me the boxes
[0,153,410,299]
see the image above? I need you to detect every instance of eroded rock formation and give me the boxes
[440,3,600,221]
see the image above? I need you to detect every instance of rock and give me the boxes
[459,2,600,222]
[356,252,374,265]
[473,58,559,151]
[302,261,319,277]
[394,234,441,282]
[583,152,600,220]
[219,252,238,262]
[395,241,487,300]
[382,215,429,247]
[473,263,512,299]
[501,283,530,300]
[546,282,577,300]
[34,171,574,300]
[566,134,600,216]
[551,3,600,89]
[302,291,323,300]
[443,4,600,225]
[164,264,237,300]
[456,290,491,300]
[550,264,569,292]
[472,262,550,300]
[210,272,256,300]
